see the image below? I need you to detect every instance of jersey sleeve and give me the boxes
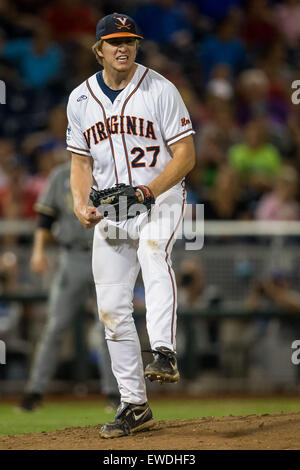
[158,82,195,146]
[66,94,91,157]
[34,170,59,217]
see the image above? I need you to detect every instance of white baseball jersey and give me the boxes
[66,63,195,192]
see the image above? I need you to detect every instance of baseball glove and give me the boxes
[89,183,155,221]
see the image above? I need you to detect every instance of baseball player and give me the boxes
[19,162,119,411]
[67,13,195,438]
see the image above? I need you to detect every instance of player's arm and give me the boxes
[70,152,103,229]
[146,135,195,199]
[30,226,53,274]
[31,211,56,274]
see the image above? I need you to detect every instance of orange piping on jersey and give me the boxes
[120,68,149,185]
[67,145,91,154]
[86,79,119,184]
[166,128,194,144]
[164,186,186,345]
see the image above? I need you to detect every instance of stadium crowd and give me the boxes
[1,0,300,223]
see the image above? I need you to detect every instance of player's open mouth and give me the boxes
[117,56,128,63]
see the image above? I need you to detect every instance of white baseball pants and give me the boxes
[92,189,185,405]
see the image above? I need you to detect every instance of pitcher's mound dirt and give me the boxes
[1,412,300,450]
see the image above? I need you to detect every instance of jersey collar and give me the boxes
[87,63,147,107]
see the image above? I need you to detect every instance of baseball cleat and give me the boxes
[144,347,180,383]
[18,392,42,412]
[99,402,155,439]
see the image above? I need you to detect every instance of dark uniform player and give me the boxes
[20,162,119,411]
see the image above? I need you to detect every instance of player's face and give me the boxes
[98,38,137,73]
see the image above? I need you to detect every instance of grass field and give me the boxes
[1,396,300,437]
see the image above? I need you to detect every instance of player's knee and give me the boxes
[98,307,121,333]
[97,300,134,340]
[103,317,136,341]
[96,285,133,328]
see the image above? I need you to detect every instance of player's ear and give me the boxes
[96,48,104,59]
[92,39,104,65]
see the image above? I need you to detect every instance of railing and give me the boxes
[1,219,300,392]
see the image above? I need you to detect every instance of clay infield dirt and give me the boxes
[1,412,300,450]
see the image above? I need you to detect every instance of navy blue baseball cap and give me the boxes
[96,13,143,41]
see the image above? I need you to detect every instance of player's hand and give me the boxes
[135,190,143,202]
[74,204,103,229]
[30,252,50,274]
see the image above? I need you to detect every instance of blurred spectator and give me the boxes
[203,164,252,220]
[288,98,300,148]
[236,66,291,153]
[242,0,279,55]
[236,69,270,125]
[190,100,241,195]
[134,0,193,46]
[259,41,291,92]
[246,269,300,313]
[0,138,49,225]
[196,16,246,82]
[0,0,33,40]
[0,138,19,189]
[207,77,234,102]
[142,44,173,77]
[42,0,99,43]
[10,0,46,15]
[0,164,33,222]
[192,126,227,192]
[21,104,69,173]
[220,265,300,382]
[22,144,60,208]
[203,69,235,122]
[244,268,300,386]
[258,42,292,125]
[67,40,98,90]
[190,0,242,22]
[177,258,222,310]
[255,165,300,221]
[0,20,63,89]
[228,118,282,191]
[177,258,222,374]
[275,0,300,50]
[178,259,207,310]
[0,251,18,294]
[213,104,241,147]
[0,150,55,224]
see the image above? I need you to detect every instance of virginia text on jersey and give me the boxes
[83,115,157,147]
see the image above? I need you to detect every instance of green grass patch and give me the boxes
[0,397,299,437]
